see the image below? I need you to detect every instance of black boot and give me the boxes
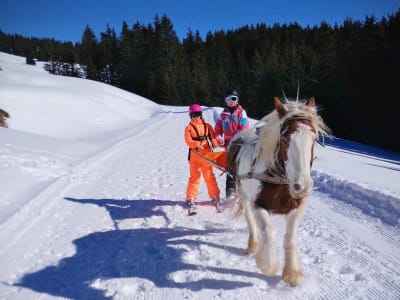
[226,174,236,201]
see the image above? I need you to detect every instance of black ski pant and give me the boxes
[226,173,236,198]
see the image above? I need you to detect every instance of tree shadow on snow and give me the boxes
[64,197,182,229]
[15,198,271,299]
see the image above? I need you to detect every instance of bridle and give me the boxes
[278,116,317,165]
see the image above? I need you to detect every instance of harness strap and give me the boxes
[236,171,290,185]
[192,136,208,141]
[189,122,209,141]
[188,121,212,161]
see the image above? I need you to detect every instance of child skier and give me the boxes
[184,104,221,215]
[214,89,249,201]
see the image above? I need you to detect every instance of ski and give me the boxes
[188,205,197,216]
[186,200,225,215]
[188,206,198,216]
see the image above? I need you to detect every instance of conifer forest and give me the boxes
[1,11,399,152]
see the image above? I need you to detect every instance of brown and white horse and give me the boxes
[227,97,330,286]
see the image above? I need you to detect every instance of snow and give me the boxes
[0,51,399,299]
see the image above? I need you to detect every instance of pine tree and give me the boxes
[98,25,119,84]
[80,25,98,79]
[25,47,35,65]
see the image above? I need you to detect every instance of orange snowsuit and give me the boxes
[185,117,220,201]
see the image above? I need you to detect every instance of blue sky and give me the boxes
[1,0,399,43]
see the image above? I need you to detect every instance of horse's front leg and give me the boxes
[254,207,279,275]
[282,201,307,286]
[238,186,259,254]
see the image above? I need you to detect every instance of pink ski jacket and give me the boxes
[214,105,249,148]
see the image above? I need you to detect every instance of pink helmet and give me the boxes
[189,104,202,114]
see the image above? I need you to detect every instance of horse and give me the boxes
[227,96,330,286]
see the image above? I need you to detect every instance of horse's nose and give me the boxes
[293,183,302,193]
[290,181,312,198]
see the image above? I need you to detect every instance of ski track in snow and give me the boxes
[0,111,399,299]
[312,170,400,227]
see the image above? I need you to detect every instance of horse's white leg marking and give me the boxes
[254,207,279,275]
[286,126,315,198]
[238,180,261,254]
[282,200,307,285]
[240,193,259,254]
[237,145,262,254]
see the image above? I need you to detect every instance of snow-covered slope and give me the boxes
[0,52,399,299]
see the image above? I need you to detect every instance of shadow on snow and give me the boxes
[15,198,272,299]
[65,197,180,230]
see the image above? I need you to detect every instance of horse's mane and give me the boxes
[236,99,330,172]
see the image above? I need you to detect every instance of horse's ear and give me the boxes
[306,97,316,107]
[274,97,287,118]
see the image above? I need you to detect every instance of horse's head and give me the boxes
[274,97,323,199]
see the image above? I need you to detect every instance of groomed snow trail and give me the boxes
[0,110,399,300]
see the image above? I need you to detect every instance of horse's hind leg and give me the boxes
[254,207,279,276]
[282,202,307,286]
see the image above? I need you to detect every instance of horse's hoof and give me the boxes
[255,252,279,275]
[282,268,304,286]
[257,263,279,276]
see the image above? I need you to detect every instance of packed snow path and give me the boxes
[0,110,399,300]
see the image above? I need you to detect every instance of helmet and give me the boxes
[224,89,239,105]
[225,89,239,98]
[189,104,202,114]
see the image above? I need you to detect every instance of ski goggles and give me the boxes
[225,95,239,104]
[190,112,202,118]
